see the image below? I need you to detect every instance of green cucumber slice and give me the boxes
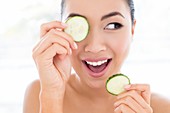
[106,74,130,96]
[64,16,89,42]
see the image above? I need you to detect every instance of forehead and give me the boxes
[63,0,130,20]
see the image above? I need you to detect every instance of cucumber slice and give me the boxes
[64,16,89,42]
[106,74,130,96]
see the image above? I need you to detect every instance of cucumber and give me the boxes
[106,74,130,96]
[64,16,89,42]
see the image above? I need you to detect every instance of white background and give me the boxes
[0,0,170,112]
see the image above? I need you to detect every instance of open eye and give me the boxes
[104,22,123,30]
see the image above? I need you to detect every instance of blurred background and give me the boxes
[0,0,170,112]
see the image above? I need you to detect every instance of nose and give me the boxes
[84,30,106,53]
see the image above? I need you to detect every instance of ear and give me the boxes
[131,19,136,36]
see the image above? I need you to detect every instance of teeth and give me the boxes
[86,60,108,66]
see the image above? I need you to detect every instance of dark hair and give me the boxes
[61,0,135,24]
[60,0,65,18]
[127,0,135,24]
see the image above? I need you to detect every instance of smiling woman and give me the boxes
[22,0,170,113]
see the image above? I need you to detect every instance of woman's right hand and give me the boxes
[32,21,77,97]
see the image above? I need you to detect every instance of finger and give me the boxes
[114,104,135,113]
[38,44,71,84]
[35,36,71,56]
[54,29,78,49]
[40,21,67,37]
[124,84,151,104]
[39,43,68,61]
[32,36,50,53]
[33,21,65,52]
[115,96,146,113]
[34,28,77,53]
[33,42,70,62]
[33,30,73,57]
[114,106,121,113]
[117,90,150,109]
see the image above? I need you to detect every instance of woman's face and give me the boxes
[63,0,135,88]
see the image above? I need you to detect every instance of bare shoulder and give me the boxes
[151,93,170,113]
[23,79,41,113]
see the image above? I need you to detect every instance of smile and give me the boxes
[86,59,108,66]
[82,58,112,78]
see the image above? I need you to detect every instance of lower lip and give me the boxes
[82,60,112,78]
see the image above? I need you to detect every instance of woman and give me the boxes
[23,0,170,113]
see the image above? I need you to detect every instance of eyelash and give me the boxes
[104,22,123,30]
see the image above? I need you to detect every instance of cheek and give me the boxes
[107,32,132,56]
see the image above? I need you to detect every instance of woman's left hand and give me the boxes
[114,84,153,113]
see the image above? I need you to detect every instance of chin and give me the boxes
[85,78,107,89]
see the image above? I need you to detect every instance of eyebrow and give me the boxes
[101,11,125,21]
[66,11,125,21]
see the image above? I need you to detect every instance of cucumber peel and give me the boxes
[64,16,89,42]
[106,73,130,96]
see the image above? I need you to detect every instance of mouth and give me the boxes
[82,58,112,78]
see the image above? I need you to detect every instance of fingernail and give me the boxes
[124,84,131,90]
[73,42,78,49]
[61,22,68,27]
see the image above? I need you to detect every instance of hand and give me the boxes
[114,84,153,113]
[32,21,77,96]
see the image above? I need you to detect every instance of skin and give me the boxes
[23,0,170,113]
